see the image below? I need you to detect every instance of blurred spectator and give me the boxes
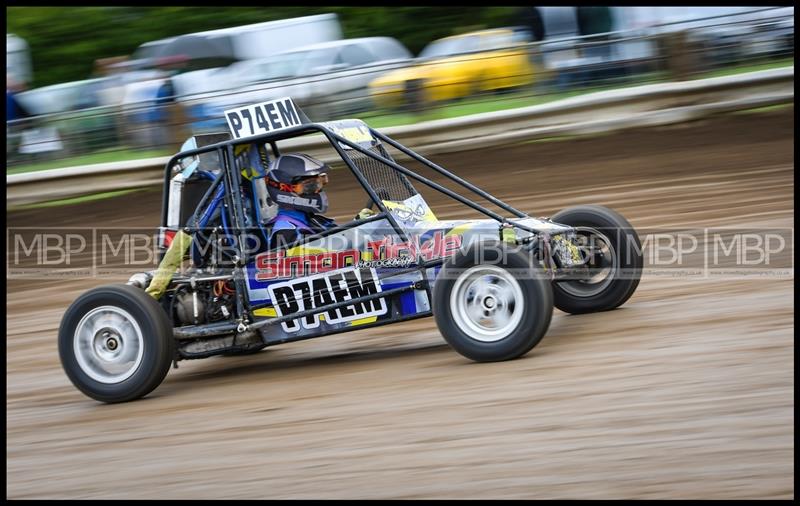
[154,75,175,118]
[8,74,65,159]
[6,74,30,122]
[576,6,614,60]
[154,55,190,148]
[90,56,130,150]
[7,74,31,157]
[516,7,548,91]
[93,56,129,107]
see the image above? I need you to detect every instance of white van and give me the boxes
[133,13,343,66]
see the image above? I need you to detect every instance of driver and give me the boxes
[264,153,339,247]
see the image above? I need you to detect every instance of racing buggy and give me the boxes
[58,97,643,403]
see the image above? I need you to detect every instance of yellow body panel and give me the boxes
[348,316,379,326]
[253,307,278,317]
[370,29,535,108]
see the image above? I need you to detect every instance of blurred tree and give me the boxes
[7,6,519,87]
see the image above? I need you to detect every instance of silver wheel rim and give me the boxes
[450,265,524,343]
[558,227,617,298]
[73,305,144,384]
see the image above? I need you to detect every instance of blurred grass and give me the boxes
[7,58,793,175]
[699,57,794,79]
[732,103,793,114]
[362,88,596,128]
[361,71,669,128]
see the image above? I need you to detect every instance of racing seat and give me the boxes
[167,134,277,265]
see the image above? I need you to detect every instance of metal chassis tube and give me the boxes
[159,122,542,343]
[372,129,529,219]
[173,284,414,339]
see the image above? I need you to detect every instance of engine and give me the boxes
[173,280,236,326]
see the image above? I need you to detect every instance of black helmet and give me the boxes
[266,153,330,214]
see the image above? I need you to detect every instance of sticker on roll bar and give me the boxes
[224,97,305,140]
[322,119,376,150]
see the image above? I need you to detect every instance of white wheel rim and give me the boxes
[449,265,524,343]
[73,305,144,384]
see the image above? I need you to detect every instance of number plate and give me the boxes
[224,97,304,140]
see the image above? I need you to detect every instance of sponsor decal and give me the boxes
[356,256,414,269]
[225,97,303,140]
[255,230,462,281]
[268,267,388,332]
[256,248,361,282]
[276,193,323,210]
[366,231,461,263]
[384,194,437,225]
[325,121,375,150]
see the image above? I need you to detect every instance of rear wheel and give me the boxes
[433,242,553,362]
[550,205,643,314]
[58,284,175,403]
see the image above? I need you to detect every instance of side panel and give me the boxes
[245,211,555,343]
[246,218,429,343]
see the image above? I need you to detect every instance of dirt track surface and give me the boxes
[6,110,794,499]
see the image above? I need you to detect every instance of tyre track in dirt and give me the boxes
[6,109,794,499]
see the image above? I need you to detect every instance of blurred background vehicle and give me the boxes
[5,7,794,169]
[535,6,795,90]
[690,13,794,70]
[369,28,535,111]
[132,13,343,71]
[115,13,346,145]
[186,36,414,130]
[13,78,116,157]
[15,79,105,116]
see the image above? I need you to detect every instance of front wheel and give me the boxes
[550,205,643,314]
[58,284,175,403]
[433,242,554,362]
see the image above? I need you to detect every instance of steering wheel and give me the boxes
[365,188,391,211]
[356,188,391,220]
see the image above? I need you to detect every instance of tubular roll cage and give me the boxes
[161,122,546,339]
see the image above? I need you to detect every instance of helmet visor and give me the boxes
[291,174,329,196]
